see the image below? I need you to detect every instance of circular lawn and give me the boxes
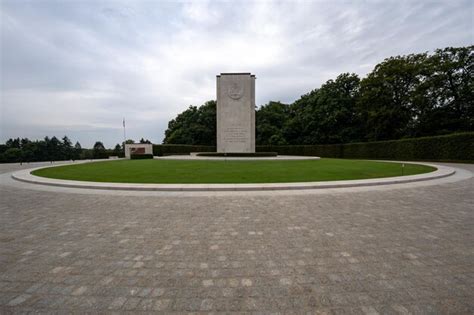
[30,158,436,184]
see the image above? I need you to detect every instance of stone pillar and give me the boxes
[216,73,256,153]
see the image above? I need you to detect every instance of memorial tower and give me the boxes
[216,73,256,153]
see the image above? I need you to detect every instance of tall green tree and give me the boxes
[357,53,429,141]
[92,141,106,159]
[0,137,92,163]
[3,148,22,162]
[414,46,473,135]
[164,100,216,145]
[139,138,152,144]
[47,136,62,161]
[161,45,472,145]
[285,73,362,144]
[21,140,36,162]
[256,101,290,145]
[113,144,122,156]
[93,141,105,150]
[6,138,20,149]
[61,136,73,160]
[73,141,82,160]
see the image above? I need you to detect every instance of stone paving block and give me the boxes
[7,294,31,306]
[108,296,127,310]
[153,298,172,311]
[0,163,473,313]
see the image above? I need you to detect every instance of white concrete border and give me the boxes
[10,159,455,192]
[156,155,320,160]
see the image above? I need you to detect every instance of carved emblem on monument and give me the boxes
[227,82,244,100]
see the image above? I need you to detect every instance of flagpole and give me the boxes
[123,118,126,147]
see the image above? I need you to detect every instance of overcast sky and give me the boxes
[1,0,472,148]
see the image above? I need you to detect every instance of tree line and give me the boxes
[0,137,152,163]
[164,46,473,145]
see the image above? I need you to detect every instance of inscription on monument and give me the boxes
[223,127,248,144]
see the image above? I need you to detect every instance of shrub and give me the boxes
[152,133,473,162]
[130,154,154,160]
[257,132,473,162]
[3,148,22,162]
[196,152,277,157]
[153,144,216,156]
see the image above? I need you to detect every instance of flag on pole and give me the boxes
[123,118,125,128]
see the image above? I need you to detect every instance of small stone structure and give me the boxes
[216,73,256,153]
[125,143,153,159]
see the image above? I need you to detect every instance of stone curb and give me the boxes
[11,160,455,192]
[156,155,321,160]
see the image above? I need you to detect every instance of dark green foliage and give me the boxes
[257,133,474,162]
[3,148,22,162]
[153,144,216,156]
[139,138,152,144]
[286,73,362,144]
[357,46,473,140]
[80,149,94,160]
[256,101,291,145]
[121,139,135,151]
[73,142,82,160]
[0,136,116,163]
[130,154,154,159]
[0,136,76,163]
[163,100,216,145]
[196,152,277,157]
[154,133,473,162]
[92,141,107,159]
[61,136,73,160]
[111,144,124,157]
[415,47,473,135]
[357,54,428,140]
[5,138,21,148]
[93,141,105,150]
[164,46,473,146]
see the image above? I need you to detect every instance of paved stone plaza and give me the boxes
[0,162,473,314]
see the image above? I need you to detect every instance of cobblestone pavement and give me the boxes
[0,163,473,314]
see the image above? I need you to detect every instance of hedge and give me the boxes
[130,154,154,160]
[153,133,473,162]
[153,144,216,156]
[257,132,474,162]
[196,152,277,157]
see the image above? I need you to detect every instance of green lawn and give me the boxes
[31,159,436,184]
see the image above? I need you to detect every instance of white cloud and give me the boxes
[1,0,472,147]
[182,0,221,25]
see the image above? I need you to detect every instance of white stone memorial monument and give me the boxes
[216,73,256,153]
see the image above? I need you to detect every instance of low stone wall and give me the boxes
[124,144,153,159]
